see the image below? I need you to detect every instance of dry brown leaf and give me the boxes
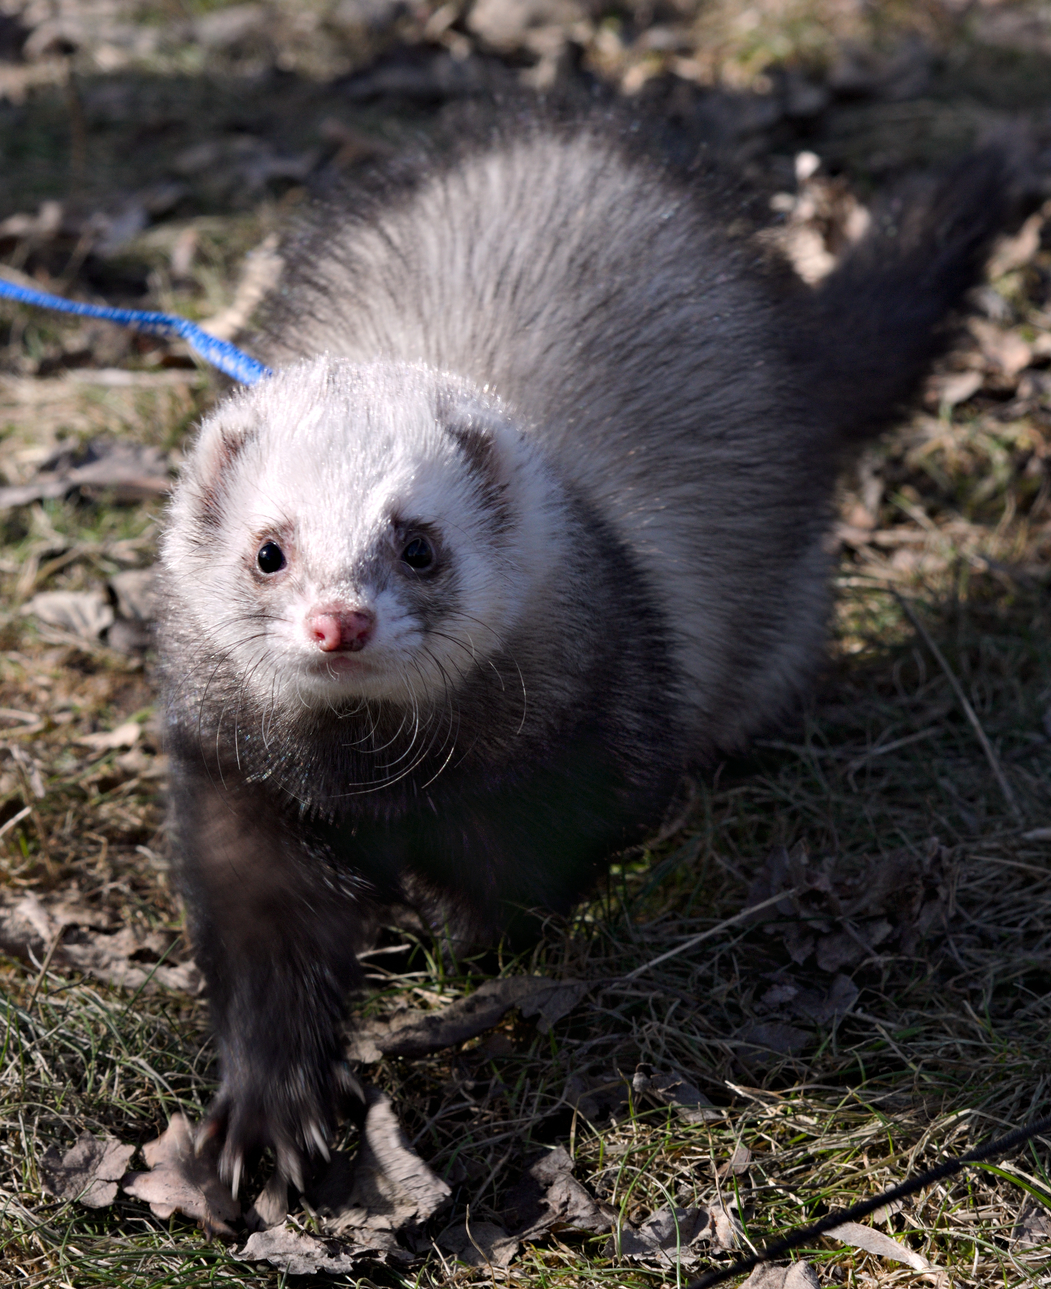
[647,1071,722,1124]
[501,1144,614,1240]
[39,1131,135,1208]
[0,892,200,995]
[610,1205,715,1266]
[123,1114,239,1237]
[925,369,983,409]
[563,1071,629,1121]
[438,1218,520,1268]
[717,1145,752,1179]
[969,318,1032,379]
[746,843,950,969]
[0,439,171,508]
[312,1087,450,1248]
[987,208,1047,277]
[109,567,158,622]
[828,1219,931,1270]
[734,1020,811,1064]
[21,590,113,640]
[1012,1199,1051,1248]
[758,973,859,1025]
[347,976,587,1062]
[741,1262,820,1289]
[710,1202,743,1250]
[77,720,141,751]
[239,1226,376,1274]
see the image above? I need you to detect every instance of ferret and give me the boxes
[159,106,1011,1190]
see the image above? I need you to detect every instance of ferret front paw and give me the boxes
[204,1060,361,1196]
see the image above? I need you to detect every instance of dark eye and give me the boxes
[402,536,435,571]
[256,541,286,574]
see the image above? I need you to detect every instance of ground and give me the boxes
[0,2,1049,1286]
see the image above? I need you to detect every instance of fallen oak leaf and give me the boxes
[40,1131,135,1208]
[239,1226,379,1274]
[438,1218,519,1268]
[0,439,171,509]
[740,1261,821,1288]
[123,1113,239,1237]
[647,1071,722,1124]
[309,1087,450,1250]
[346,975,587,1062]
[502,1144,615,1240]
[607,1205,715,1267]
[0,892,201,996]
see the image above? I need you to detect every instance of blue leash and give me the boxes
[0,275,271,385]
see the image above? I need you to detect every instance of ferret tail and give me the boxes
[797,142,1024,443]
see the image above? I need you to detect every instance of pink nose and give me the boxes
[307,609,375,653]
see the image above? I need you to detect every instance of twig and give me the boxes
[615,889,795,982]
[895,593,1023,824]
[26,928,62,1015]
[0,803,31,842]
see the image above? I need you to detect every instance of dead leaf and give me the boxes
[239,1226,373,1274]
[925,369,983,408]
[563,1072,629,1121]
[710,1202,742,1251]
[77,720,141,752]
[244,1171,288,1232]
[717,1146,752,1179]
[22,590,113,640]
[970,318,1032,378]
[648,1072,722,1124]
[815,921,892,972]
[123,1114,239,1237]
[1012,1199,1051,1248]
[502,1144,614,1239]
[109,567,158,622]
[347,976,587,1062]
[828,1219,932,1270]
[741,1262,821,1289]
[40,1131,135,1208]
[988,208,1046,278]
[746,843,950,969]
[316,1087,450,1245]
[609,1205,714,1266]
[734,1020,811,1064]
[438,1218,519,1268]
[0,892,200,995]
[0,439,171,509]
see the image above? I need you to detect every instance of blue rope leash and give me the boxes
[0,275,272,385]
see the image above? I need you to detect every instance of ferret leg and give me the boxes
[171,770,368,1190]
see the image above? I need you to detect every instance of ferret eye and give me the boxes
[256,541,286,574]
[402,537,434,571]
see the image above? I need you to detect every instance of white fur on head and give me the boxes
[162,357,566,716]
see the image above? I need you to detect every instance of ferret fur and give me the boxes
[159,107,1011,1188]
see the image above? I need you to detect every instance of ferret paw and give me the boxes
[204,1061,359,1196]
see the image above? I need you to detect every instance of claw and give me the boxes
[277,1143,305,1193]
[307,1119,330,1161]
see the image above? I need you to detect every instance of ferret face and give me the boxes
[163,359,562,715]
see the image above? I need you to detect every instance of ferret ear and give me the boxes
[186,407,257,530]
[439,392,525,493]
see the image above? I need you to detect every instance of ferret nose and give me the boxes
[307,608,375,652]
